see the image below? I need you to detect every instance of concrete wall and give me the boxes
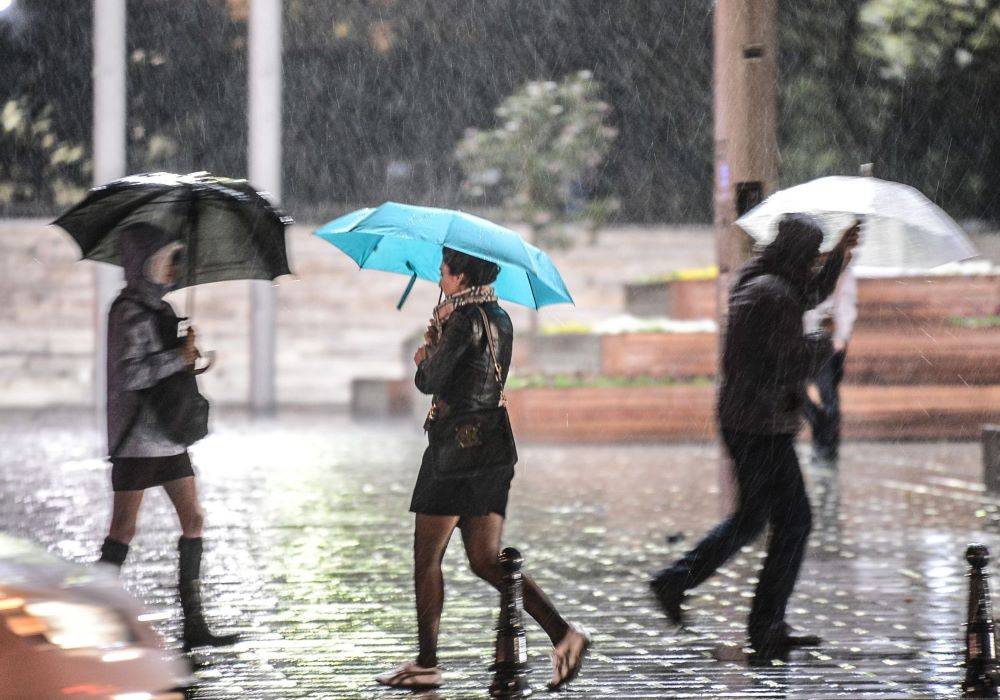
[3,217,996,408]
[0,219,433,407]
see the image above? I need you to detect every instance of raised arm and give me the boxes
[803,221,860,309]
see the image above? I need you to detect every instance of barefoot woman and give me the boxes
[377,248,589,690]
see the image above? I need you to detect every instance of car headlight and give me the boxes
[4,599,132,649]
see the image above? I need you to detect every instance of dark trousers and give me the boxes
[655,430,812,639]
[803,343,846,458]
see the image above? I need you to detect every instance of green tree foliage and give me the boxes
[2,0,997,224]
[0,2,91,212]
[455,72,618,246]
[0,0,712,222]
[125,2,246,179]
[781,0,1000,220]
[281,0,713,223]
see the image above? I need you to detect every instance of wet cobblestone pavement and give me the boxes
[0,409,993,698]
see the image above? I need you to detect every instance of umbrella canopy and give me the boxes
[53,171,292,289]
[736,176,979,268]
[314,202,574,309]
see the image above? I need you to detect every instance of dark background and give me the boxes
[1,0,997,224]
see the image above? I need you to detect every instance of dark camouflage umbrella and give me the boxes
[53,171,293,290]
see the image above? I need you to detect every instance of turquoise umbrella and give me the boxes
[314,202,574,309]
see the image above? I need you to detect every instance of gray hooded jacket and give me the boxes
[106,224,189,458]
[717,215,846,435]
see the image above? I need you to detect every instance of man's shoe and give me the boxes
[774,622,822,647]
[747,644,789,666]
[648,578,686,627]
[748,622,821,664]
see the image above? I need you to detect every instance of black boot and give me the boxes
[178,536,239,652]
[649,574,687,628]
[98,537,129,569]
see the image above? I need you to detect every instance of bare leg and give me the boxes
[414,514,460,668]
[162,476,205,538]
[459,513,570,646]
[108,490,144,544]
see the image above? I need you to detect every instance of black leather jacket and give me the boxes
[415,301,513,419]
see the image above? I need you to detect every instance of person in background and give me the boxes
[803,253,857,463]
[649,214,860,664]
[97,223,238,652]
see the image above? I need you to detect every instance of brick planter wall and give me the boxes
[594,325,1000,385]
[600,332,717,378]
[846,326,1000,385]
[623,273,999,325]
[531,333,603,375]
[624,278,717,319]
[856,275,1000,325]
[507,384,716,443]
[507,383,1000,443]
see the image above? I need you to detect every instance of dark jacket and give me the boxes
[415,301,513,418]
[717,227,846,435]
[106,224,189,458]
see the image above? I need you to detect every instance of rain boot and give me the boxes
[178,536,239,652]
[97,537,129,569]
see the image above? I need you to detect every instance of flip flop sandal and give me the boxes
[547,624,592,691]
[376,662,443,689]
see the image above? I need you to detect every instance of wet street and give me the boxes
[0,409,992,698]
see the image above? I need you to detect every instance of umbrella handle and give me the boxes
[397,264,418,310]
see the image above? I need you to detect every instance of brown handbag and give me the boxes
[428,306,518,480]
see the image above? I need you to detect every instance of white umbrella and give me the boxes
[736,176,979,268]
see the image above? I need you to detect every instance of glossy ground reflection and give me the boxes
[0,410,987,697]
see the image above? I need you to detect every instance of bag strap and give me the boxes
[475,305,507,407]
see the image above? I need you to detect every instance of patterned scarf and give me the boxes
[423,285,498,424]
[444,285,497,310]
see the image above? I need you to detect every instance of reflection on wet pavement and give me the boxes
[0,409,990,697]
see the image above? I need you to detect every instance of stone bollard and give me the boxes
[985,426,1000,493]
[490,547,532,698]
[964,544,1000,698]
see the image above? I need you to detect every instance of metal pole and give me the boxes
[713,0,779,511]
[92,0,127,422]
[248,0,282,413]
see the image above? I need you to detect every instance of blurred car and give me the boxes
[0,534,189,700]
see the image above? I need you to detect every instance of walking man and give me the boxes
[803,256,857,463]
[650,214,860,663]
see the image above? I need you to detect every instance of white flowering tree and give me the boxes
[455,71,619,247]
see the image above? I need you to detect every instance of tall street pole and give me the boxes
[713,0,779,510]
[248,0,282,413]
[713,0,778,285]
[92,0,127,424]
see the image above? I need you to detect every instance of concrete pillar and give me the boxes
[713,0,779,286]
[712,0,779,511]
[248,0,282,412]
[92,0,127,419]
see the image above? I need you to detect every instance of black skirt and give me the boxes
[111,452,195,492]
[409,445,515,517]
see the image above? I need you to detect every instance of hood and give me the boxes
[737,213,824,296]
[119,223,183,296]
